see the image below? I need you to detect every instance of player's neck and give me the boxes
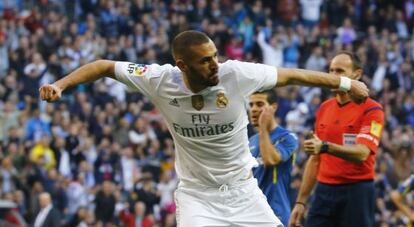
[183,73,207,93]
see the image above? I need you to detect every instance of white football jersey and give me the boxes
[114,60,277,186]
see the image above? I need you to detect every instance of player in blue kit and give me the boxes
[391,174,414,222]
[249,91,298,226]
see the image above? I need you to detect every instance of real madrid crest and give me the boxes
[191,95,204,111]
[216,92,228,108]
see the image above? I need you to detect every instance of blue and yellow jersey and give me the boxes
[399,175,414,196]
[249,126,298,227]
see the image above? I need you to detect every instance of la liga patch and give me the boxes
[134,64,148,76]
[370,121,382,137]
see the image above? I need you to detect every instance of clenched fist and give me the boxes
[39,84,62,102]
[349,80,369,104]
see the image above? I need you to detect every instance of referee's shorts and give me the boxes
[305,180,375,227]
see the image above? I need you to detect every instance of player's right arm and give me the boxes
[288,154,320,227]
[390,175,414,221]
[39,60,115,102]
[276,68,368,103]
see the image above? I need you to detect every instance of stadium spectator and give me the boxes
[94,180,116,226]
[390,174,414,224]
[119,201,154,227]
[33,192,61,227]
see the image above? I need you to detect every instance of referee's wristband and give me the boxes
[295,201,306,208]
[339,76,352,91]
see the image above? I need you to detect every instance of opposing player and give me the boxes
[40,31,368,226]
[249,91,298,226]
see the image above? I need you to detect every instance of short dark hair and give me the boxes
[172,30,211,60]
[336,51,362,71]
[253,90,278,104]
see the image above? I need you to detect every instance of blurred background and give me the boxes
[0,0,413,226]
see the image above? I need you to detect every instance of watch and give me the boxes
[320,141,329,153]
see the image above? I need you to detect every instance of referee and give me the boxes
[289,51,384,227]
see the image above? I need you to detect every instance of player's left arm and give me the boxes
[259,127,281,167]
[258,106,282,167]
[304,107,384,162]
[259,130,298,167]
[258,106,298,167]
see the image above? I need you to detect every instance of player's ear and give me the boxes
[176,59,188,72]
[271,103,278,112]
[353,69,363,80]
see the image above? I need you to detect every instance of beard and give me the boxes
[188,66,219,87]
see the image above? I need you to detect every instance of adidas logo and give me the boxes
[169,98,179,107]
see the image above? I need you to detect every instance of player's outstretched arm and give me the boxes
[276,68,368,103]
[390,190,414,221]
[39,60,116,102]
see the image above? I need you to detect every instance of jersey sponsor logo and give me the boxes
[370,121,382,137]
[172,122,234,137]
[169,98,179,107]
[134,64,148,76]
[191,95,204,110]
[216,92,228,108]
[343,133,357,145]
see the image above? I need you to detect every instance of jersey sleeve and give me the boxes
[398,175,414,195]
[224,60,277,97]
[114,61,169,97]
[275,132,299,162]
[355,106,384,153]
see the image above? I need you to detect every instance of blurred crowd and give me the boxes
[0,0,413,226]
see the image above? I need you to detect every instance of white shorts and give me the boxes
[175,177,283,227]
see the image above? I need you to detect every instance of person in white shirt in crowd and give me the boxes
[286,102,310,134]
[33,192,61,227]
[120,146,140,192]
[257,25,284,67]
[301,46,326,103]
[299,0,323,30]
[66,174,90,217]
[158,171,178,209]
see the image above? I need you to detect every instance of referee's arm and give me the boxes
[289,155,320,227]
[322,143,370,163]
